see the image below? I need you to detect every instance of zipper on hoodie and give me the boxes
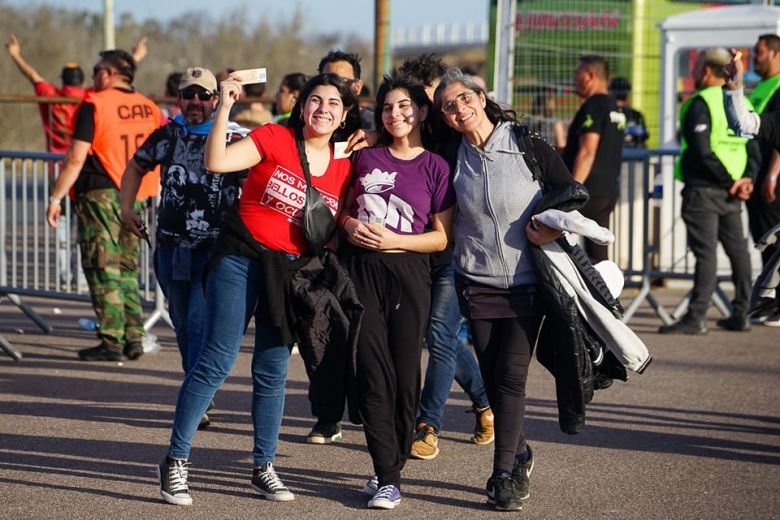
[481,152,511,288]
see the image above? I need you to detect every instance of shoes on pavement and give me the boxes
[471,405,495,445]
[198,413,210,429]
[716,314,751,331]
[410,422,439,460]
[306,420,342,444]
[362,475,379,495]
[124,342,144,360]
[762,312,780,327]
[511,445,534,501]
[486,474,523,511]
[157,456,192,506]
[251,462,295,502]
[368,484,402,510]
[658,316,707,335]
[78,343,127,361]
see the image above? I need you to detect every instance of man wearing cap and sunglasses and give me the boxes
[46,49,161,362]
[120,68,248,426]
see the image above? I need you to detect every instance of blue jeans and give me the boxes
[168,255,292,466]
[418,262,490,432]
[155,247,210,373]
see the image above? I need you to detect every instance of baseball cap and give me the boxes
[701,48,732,68]
[179,67,217,92]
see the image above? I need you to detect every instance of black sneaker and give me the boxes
[251,462,295,501]
[78,343,127,361]
[306,420,342,444]
[157,457,192,506]
[486,474,523,511]
[124,342,144,360]
[658,316,707,335]
[716,315,751,331]
[511,445,534,501]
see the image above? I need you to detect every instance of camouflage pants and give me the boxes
[76,188,145,351]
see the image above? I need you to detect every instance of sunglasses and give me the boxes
[181,90,214,101]
[92,66,111,77]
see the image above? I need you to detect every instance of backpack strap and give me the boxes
[512,123,544,186]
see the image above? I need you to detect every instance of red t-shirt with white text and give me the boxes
[239,124,351,255]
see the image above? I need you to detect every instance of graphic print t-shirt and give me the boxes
[240,124,351,255]
[133,122,246,250]
[562,93,625,198]
[349,147,454,235]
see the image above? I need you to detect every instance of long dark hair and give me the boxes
[374,68,433,147]
[433,68,517,127]
[288,73,361,140]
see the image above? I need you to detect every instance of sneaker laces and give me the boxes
[257,463,287,492]
[413,424,434,441]
[167,460,190,493]
[373,484,397,501]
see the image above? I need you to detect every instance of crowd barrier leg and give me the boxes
[622,277,675,325]
[143,283,173,331]
[0,333,22,361]
[0,292,54,334]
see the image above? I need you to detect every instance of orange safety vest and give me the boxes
[85,87,161,199]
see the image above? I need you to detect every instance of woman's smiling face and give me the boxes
[381,88,426,140]
[302,85,346,137]
[438,82,487,134]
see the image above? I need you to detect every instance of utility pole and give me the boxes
[374,0,391,92]
[103,0,115,50]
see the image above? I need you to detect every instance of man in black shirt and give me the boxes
[609,77,649,148]
[562,55,625,263]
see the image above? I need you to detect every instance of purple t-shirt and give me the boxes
[349,147,454,235]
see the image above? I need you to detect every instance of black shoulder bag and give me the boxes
[294,129,337,256]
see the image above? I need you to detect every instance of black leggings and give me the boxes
[470,315,542,474]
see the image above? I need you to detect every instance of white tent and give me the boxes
[659,4,780,146]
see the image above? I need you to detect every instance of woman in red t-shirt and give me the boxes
[156,73,360,507]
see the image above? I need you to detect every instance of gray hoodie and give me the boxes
[453,121,542,288]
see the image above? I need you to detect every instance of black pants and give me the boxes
[350,251,431,489]
[471,315,542,474]
[579,196,616,263]
[682,186,752,320]
[746,182,780,265]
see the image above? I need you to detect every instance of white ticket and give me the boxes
[334,141,352,159]
[231,68,267,85]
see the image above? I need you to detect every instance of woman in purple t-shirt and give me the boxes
[336,69,455,510]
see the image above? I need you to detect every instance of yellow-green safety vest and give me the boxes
[675,85,752,181]
[749,73,780,115]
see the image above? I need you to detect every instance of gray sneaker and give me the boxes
[251,462,295,502]
[157,457,192,506]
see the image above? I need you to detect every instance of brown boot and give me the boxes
[471,405,495,445]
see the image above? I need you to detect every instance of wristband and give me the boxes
[48,196,62,205]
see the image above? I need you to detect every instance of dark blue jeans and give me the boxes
[417,262,489,432]
[167,255,292,466]
[154,247,210,373]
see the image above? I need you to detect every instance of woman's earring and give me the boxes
[339,120,346,129]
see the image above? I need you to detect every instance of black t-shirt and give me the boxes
[756,87,780,180]
[562,93,624,198]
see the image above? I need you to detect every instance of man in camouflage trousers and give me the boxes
[46,49,160,361]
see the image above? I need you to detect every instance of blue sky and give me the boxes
[8,0,489,39]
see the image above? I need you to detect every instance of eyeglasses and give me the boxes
[441,91,477,114]
[181,90,214,101]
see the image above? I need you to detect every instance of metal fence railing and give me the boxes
[1,146,762,360]
[1,150,169,360]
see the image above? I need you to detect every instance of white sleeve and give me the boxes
[723,87,761,138]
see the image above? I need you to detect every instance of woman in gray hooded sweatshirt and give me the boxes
[433,68,576,512]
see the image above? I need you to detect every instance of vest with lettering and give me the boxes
[85,87,161,199]
[675,85,752,181]
[749,73,780,115]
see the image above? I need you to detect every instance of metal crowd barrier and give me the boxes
[0,146,763,360]
[0,150,170,360]
[611,147,761,324]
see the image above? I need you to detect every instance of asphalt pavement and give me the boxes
[0,290,778,519]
